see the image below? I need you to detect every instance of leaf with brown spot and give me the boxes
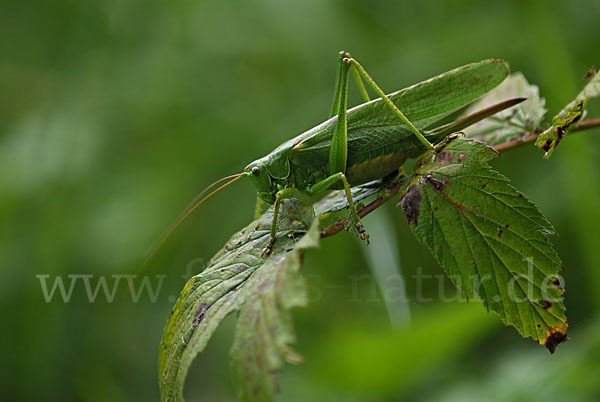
[400,136,568,351]
[535,67,600,158]
[398,184,422,226]
[535,100,586,158]
[159,199,320,402]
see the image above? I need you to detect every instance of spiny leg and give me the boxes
[330,51,370,118]
[308,172,369,244]
[329,55,350,175]
[263,191,283,257]
[349,57,370,103]
[330,51,347,117]
[327,53,370,243]
[262,186,303,256]
[344,57,435,151]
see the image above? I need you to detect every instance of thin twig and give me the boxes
[494,118,600,152]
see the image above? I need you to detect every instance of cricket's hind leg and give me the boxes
[324,51,378,245]
[344,55,435,151]
[262,191,283,257]
[330,51,371,117]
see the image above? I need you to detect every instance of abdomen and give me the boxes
[289,124,430,188]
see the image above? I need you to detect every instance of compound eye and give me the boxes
[251,166,260,176]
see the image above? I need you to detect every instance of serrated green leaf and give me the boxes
[463,73,547,145]
[535,68,600,158]
[158,199,320,402]
[229,218,320,402]
[398,136,568,352]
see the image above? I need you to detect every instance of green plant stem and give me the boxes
[321,117,600,239]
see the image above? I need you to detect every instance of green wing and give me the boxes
[291,59,510,150]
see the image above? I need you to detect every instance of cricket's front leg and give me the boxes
[262,187,302,257]
[262,191,283,257]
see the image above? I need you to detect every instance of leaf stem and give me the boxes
[494,117,600,152]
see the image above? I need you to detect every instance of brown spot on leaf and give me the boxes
[399,185,422,226]
[551,277,564,290]
[555,126,565,141]
[192,303,210,327]
[497,227,504,238]
[541,139,553,152]
[583,66,596,80]
[481,183,487,189]
[544,327,568,354]
[458,153,466,162]
[438,151,454,163]
[538,300,552,310]
[549,100,585,151]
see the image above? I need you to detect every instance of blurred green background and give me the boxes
[2,0,600,401]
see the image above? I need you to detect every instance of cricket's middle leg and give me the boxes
[309,172,370,244]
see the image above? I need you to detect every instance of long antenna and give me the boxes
[137,173,245,275]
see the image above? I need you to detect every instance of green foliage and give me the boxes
[158,63,598,400]
[159,200,320,402]
[4,2,600,402]
[398,136,567,351]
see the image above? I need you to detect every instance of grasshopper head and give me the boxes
[244,159,276,204]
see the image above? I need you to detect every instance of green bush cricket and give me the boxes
[144,51,523,265]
